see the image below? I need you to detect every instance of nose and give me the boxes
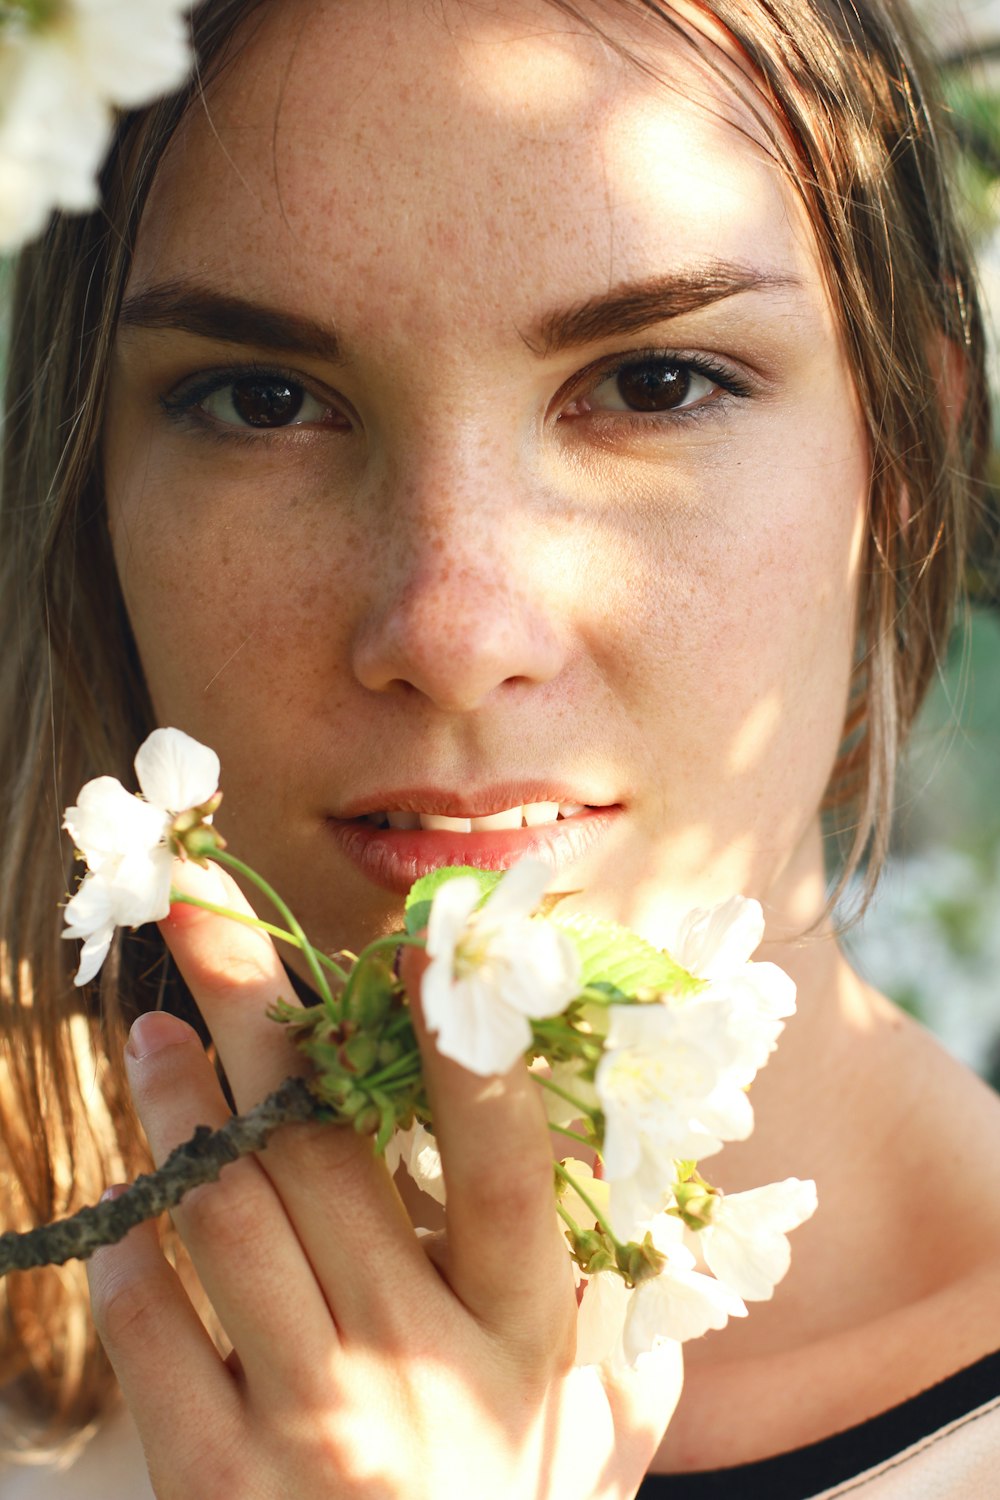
[350,464,568,713]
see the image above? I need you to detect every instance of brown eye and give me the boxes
[565,357,720,420]
[227,377,304,427]
[614,361,693,411]
[198,376,336,429]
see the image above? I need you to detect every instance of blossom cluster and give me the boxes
[62,728,817,1372]
[0,0,193,253]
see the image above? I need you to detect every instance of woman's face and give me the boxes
[103,0,868,956]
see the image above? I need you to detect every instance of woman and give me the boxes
[1,0,999,1494]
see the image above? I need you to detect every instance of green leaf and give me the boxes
[403,865,503,935]
[553,913,702,999]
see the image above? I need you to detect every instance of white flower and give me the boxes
[695,1177,818,1301]
[595,998,753,1238]
[556,1156,608,1231]
[575,1266,630,1367]
[674,895,797,1082]
[575,1213,747,1369]
[385,1122,447,1205]
[62,727,220,985]
[0,0,193,252]
[622,1214,746,1362]
[421,859,582,1076]
[537,1059,599,1129]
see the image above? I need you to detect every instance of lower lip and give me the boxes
[327,807,622,895]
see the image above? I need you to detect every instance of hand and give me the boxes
[87,860,681,1499]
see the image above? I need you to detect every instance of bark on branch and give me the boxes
[0,1076,320,1277]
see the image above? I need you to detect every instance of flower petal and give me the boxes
[63,776,166,869]
[424,970,533,1076]
[107,845,175,926]
[70,924,115,986]
[576,1271,630,1366]
[481,857,551,923]
[624,1264,746,1358]
[702,1178,818,1301]
[425,875,482,957]
[674,895,764,979]
[134,727,220,813]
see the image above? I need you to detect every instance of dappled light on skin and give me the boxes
[726,691,782,777]
[104,0,868,974]
[446,11,608,121]
[295,1339,679,1500]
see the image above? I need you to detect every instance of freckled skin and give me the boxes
[96,7,1000,1468]
[103,0,868,957]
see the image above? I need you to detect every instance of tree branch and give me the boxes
[0,1076,321,1277]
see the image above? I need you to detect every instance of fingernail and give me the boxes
[100,1183,127,1203]
[125,1010,191,1061]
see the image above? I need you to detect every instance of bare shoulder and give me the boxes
[652,1259,1000,1473]
[652,993,1000,1474]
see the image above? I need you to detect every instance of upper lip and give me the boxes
[334,783,616,820]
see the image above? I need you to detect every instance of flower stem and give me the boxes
[364,1052,423,1089]
[552,1159,623,1251]
[212,849,336,1010]
[169,893,350,983]
[555,1199,583,1236]
[548,1124,594,1147]
[534,1072,599,1123]
[339,932,426,1014]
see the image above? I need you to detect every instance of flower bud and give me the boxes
[348,956,397,1027]
[616,1232,667,1287]
[340,1032,380,1076]
[352,1103,382,1136]
[566,1227,616,1275]
[340,1087,369,1117]
[311,1075,358,1108]
[671,1173,720,1231]
[169,796,226,862]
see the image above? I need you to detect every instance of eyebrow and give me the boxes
[118,262,799,363]
[526,264,801,355]
[118,282,344,363]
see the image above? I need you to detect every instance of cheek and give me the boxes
[606,428,867,819]
[106,442,367,753]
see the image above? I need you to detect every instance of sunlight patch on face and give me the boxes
[727,692,782,777]
[458,17,606,118]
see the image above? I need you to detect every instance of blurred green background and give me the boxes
[843,0,1000,1089]
[1,1,999,1082]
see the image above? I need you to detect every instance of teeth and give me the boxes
[371,801,591,829]
[470,807,523,831]
[419,814,472,832]
[387,810,420,830]
[522,800,560,826]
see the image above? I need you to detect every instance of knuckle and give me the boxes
[177,1162,264,1254]
[91,1255,171,1352]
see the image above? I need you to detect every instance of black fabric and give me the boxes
[637,1348,1000,1499]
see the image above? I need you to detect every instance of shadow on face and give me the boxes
[102,0,869,957]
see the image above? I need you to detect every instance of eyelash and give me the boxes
[160,362,347,446]
[159,350,753,445]
[556,348,753,429]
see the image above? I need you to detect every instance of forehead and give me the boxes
[128,0,822,333]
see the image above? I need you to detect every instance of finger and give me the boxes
[124,1009,342,1393]
[162,858,303,1112]
[157,880,442,1338]
[87,1206,241,1487]
[402,947,575,1355]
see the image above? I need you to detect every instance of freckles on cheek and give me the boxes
[114,475,368,730]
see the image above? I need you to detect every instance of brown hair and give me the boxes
[0,0,990,1451]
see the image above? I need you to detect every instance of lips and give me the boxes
[327,793,620,894]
